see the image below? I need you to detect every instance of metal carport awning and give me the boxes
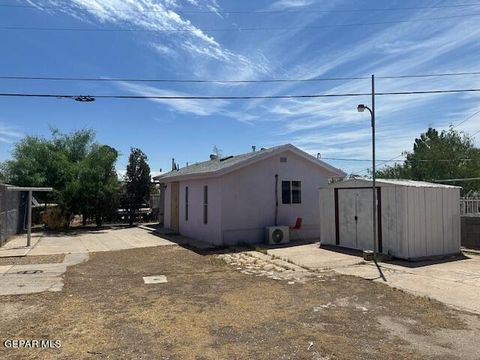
[6,186,53,247]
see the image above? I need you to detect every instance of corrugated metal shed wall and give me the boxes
[319,179,461,260]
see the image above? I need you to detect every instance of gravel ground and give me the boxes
[0,254,65,266]
[0,245,479,360]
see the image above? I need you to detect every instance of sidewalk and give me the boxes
[268,243,480,314]
[0,233,41,257]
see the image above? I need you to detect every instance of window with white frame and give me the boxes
[282,180,302,204]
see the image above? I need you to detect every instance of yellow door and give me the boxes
[170,182,179,232]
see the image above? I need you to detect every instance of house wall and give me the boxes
[177,178,223,245]
[220,150,334,245]
[163,178,222,244]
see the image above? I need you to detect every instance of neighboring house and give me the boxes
[154,144,346,246]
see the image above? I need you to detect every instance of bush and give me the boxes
[42,206,71,230]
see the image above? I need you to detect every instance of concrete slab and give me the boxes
[143,275,168,284]
[0,265,13,276]
[268,243,364,270]
[268,244,480,314]
[1,263,67,295]
[0,234,41,258]
[25,226,177,256]
[63,252,89,266]
[0,253,89,296]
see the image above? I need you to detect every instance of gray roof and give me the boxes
[329,178,461,189]
[154,144,345,181]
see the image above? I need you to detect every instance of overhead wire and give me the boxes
[2,2,480,14]
[1,88,480,100]
[353,108,480,174]
[1,71,480,83]
[2,13,480,33]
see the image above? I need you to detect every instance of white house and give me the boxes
[154,144,346,246]
[319,178,461,260]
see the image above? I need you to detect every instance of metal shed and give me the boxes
[319,179,461,260]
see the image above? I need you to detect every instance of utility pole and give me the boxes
[356,74,377,262]
[371,74,377,262]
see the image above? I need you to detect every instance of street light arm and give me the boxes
[363,106,373,115]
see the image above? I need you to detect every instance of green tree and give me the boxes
[124,148,151,225]
[1,129,120,227]
[376,127,480,194]
[66,145,120,226]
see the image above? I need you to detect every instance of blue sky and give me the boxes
[1,0,480,176]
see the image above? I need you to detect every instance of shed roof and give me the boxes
[154,144,346,182]
[327,178,461,189]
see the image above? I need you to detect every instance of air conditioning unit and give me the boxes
[265,226,290,245]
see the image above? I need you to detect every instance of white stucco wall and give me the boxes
[177,178,223,245]
[220,150,334,245]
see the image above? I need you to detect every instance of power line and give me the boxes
[0,88,480,100]
[453,109,480,129]
[0,75,368,84]
[3,2,480,14]
[471,128,480,138]
[354,108,480,174]
[378,71,480,80]
[2,13,480,33]
[2,71,480,84]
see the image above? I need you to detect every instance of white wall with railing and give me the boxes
[460,198,480,216]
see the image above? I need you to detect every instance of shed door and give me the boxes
[337,188,376,251]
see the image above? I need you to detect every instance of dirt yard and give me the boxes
[1,245,479,360]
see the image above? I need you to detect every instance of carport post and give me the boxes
[27,190,32,247]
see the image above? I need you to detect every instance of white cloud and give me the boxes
[268,0,315,11]
[117,81,228,116]
[0,123,22,144]
[27,1,258,66]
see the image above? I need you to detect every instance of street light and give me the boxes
[357,75,377,263]
[357,104,367,113]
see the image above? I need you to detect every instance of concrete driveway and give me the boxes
[268,243,480,315]
[0,226,176,257]
[0,226,177,295]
